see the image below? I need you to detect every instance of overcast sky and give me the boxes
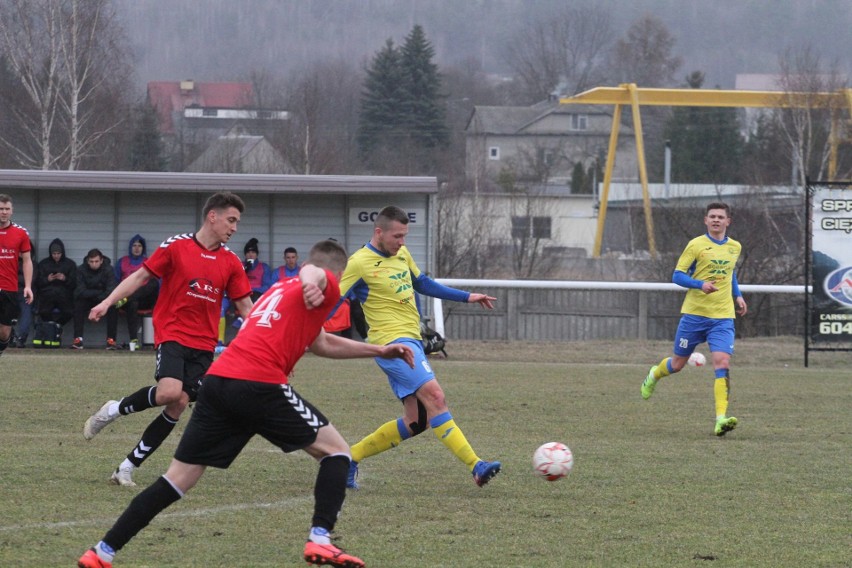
[118,0,852,91]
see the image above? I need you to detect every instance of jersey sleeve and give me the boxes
[143,243,171,279]
[338,255,362,298]
[226,253,253,301]
[674,239,698,274]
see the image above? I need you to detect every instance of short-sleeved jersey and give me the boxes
[675,234,742,319]
[208,271,339,384]
[338,243,421,346]
[144,234,251,351]
[0,223,31,291]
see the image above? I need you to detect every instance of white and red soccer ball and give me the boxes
[687,352,706,367]
[532,442,573,481]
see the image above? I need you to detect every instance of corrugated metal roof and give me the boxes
[0,169,438,194]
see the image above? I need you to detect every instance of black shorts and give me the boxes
[174,375,329,469]
[0,290,21,326]
[155,341,213,402]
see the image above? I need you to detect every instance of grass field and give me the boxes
[0,338,848,567]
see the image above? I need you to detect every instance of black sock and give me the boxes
[103,476,182,552]
[312,454,350,531]
[118,386,157,415]
[0,335,9,354]
[127,410,178,468]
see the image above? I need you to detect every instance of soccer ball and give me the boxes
[532,442,573,481]
[687,352,706,367]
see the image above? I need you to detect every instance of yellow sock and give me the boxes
[653,357,673,380]
[714,376,730,418]
[350,419,405,463]
[218,317,226,343]
[431,413,480,471]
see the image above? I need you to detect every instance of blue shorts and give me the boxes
[375,338,434,400]
[673,315,735,356]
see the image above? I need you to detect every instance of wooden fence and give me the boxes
[432,280,807,342]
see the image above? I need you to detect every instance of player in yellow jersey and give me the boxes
[339,205,501,488]
[641,203,748,436]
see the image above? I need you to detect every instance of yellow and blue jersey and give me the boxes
[674,234,742,319]
[339,243,468,346]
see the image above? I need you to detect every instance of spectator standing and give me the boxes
[243,238,274,301]
[34,238,76,327]
[115,235,159,350]
[0,194,33,356]
[73,249,119,350]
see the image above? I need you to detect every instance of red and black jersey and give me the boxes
[144,233,251,351]
[209,271,339,384]
[0,223,31,291]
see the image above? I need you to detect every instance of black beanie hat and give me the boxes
[244,238,259,254]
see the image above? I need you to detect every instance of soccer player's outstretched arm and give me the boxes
[90,267,152,321]
[412,274,496,309]
[310,330,414,367]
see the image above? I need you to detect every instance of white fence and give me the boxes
[432,280,809,341]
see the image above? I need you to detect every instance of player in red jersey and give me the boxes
[78,239,414,568]
[82,192,253,488]
[0,194,33,357]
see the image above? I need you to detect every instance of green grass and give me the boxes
[0,338,849,567]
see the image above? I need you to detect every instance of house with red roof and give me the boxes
[146,80,289,171]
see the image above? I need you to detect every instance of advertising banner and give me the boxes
[808,182,852,351]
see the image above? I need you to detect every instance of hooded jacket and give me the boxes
[35,238,77,303]
[116,234,148,282]
[76,255,116,303]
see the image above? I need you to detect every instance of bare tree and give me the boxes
[775,45,849,185]
[609,15,683,88]
[0,0,63,168]
[503,6,613,103]
[59,0,131,169]
[0,0,131,170]
[435,179,501,278]
[279,61,363,174]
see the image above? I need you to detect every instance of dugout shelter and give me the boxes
[0,169,438,343]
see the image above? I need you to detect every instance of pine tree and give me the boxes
[357,39,409,157]
[128,102,168,171]
[400,25,448,148]
[662,72,745,184]
[357,26,449,172]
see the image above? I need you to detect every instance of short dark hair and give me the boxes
[706,202,731,217]
[203,192,245,218]
[375,205,409,230]
[308,239,348,273]
[284,247,297,255]
[0,194,11,204]
[86,248,104,260]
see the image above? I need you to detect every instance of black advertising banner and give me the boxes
[809,183,852,347]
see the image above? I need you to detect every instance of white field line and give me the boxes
[0,495,311,533]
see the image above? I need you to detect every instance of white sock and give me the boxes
[309,526,331,545]
[95,541,115,562]
[119,458,135,471]
[108,402,120,417]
